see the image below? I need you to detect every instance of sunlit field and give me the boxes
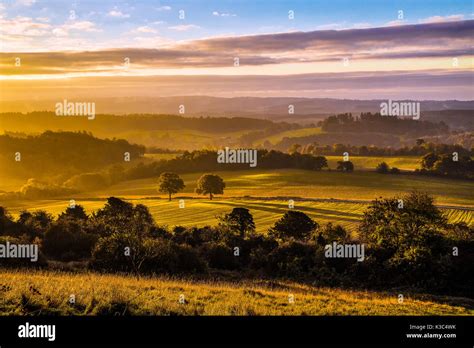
[1,270,472,316]
[3,198,472,234]
[326,156,421,171]
[84,169,473,206]
[257,127,323,145]
[2,169,472,233]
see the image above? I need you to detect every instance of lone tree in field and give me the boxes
[218,207,255,238]
[195,174,225,200]
[158,172,185,201]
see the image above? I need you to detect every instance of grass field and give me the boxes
[257,127,322,145]
[1,169,472,232]
[115,129,249,150]
[326,156,421,171]
[87,169,473,206]
[1,270,472,315]
[3,198,471,234]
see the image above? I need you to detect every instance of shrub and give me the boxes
[375,162,390,174]
[217,207,255,238]
[319,223,349,243]
[42,220,97,261]
[0,236,47,268]
[142,239,206,274]
[200,242,239,270]
[268,241,317,276]
[390,167,400,174]
[269,211,318,242]
[336,161,354,172]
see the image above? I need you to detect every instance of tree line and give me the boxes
[0,192,472,297]
[288,139,473,157]
[0,131,145,180]
[319,113,449,135]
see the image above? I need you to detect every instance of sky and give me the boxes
[0,0,473,101]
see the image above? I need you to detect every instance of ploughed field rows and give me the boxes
[1,169,472,231]
[2,198,472,234]
[0,270,472,315]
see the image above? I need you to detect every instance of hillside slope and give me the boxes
[1,270,472,315]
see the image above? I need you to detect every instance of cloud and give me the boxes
[420,14,465,24]
[15,0,36,6]
[156,6,171,11]
[52,20,101,37]
[1,20,472,74]
[132,26,158,34]
[1,70,473,101]
[315,23,346,30]
[108,9,130,18]
[168,24,200,31]
[0,16,51,37]
[212,11,236,17]
[385,19,407,26]
[185,20,473,55]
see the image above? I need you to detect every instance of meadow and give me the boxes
[256,127,322,145]
[1,269,472,315]
[326,156,421,171]
[85,169,474,206]
[2,169,472,233]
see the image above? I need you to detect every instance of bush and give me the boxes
[142,239,206,274]
[336,161,354,172]
[200,242,239,270]
[358,191,457,290]
[42,220,97,261]
[0,236,47,268]
[375,162,390,174]
[390,167,400,174]
[217,207,255,238]
[91,235,206,275]
[269,210,318,242]
[319,223,349,243]
[0,207,17,236]
[268,241,317,276]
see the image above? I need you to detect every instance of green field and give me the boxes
[1,270,472,315]
[2,169,472,232]
[114,129,249,150]
[257,127,322,145]
[87,169,473,206]
[326,156,421,171]
[3,198,471,234]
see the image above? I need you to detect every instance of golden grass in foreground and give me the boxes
[0,269,472,316]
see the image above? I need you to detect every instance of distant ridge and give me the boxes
[1,96,473,118]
